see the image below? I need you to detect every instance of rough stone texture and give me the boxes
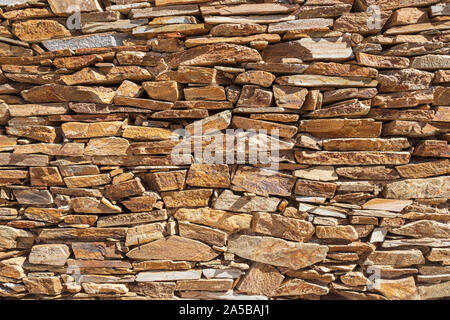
[0,0,448,301]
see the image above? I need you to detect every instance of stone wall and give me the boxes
[0,0,449,300]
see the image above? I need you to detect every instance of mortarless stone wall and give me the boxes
[0,0,449,300]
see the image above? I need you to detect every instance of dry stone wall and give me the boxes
[0,0,449,300]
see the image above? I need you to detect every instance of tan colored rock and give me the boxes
[12,20,70,42]
[48,0,102,16]
[184,86,226,101]
[14,189,53,205]
[295,151,410,165]
[272,279,329,297]
[185,110,231,135]
[362,199,412,212]
[167,43,261,68]
[232,166,296,197]
[23,276,63,295]
[142,81,182,102]
[144,170,186,191]
[414,140,450,158]
[375,277,417,300]
[175,208,252,233]
[366,250,425,267]
[336,166,401,180]
[129,282,176,298]
[388,7,428,27]
[105,178,145,200]
[228,235,328,269]
[378,69,434,93]
[427,248,450,265]
[6,125,56,143]
[236,263,284,296]
[356,52,409,69]
[384,176,450,199]
[0,225,34,250]
[276,74,378,88]
[84,137,130,156]
[333,11,392,34]
[391,221,450,239]
[295,179,337,198]
[176,279,233,292]
[186,164,230,188]
[396,160,450,179]
[125,222,166,247]
[306,100,369,118]
[305,62,378,78]
[232,116,297,139]
[121,195,158,213]
[273,85,307,109]
[322,138,410,151]
[252,212,314,242]
[213,190,280,213]
[299,119,381,138]
[22,84,116,104]
[71,197,121,214]
[162,189,212,208]
[28,244,70,266]
[127,236,219,261]
[64,174,111,188]
[178,222,227,247]
[418,281,450,300]
[235,71,275,88]
[210,23,267,36]
[236,85,273,107]
[316,226,359,241]
[262,37,353,63]
[30,167,64,186]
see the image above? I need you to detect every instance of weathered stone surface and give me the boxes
[366,250,425,267]
[167,43,261,68]
[334,11,392,35]
[378,69,434,93]
[231,166,296,197]
[14,189,53,205]
[375,277,417,300]
[71,197,121,214]
[23,276,63,295]
[228,235,328,269]
[262,37,353,63]
[28,244,70,266]
[316,226,359,241]
[12,20,70,42]
[0,226,33,250]
[272,279,330,297]
[162,189,212,208]
[295,179,337,198]
[384,177,450,199]
[186,164,230,188]
[144,170,186,192]
[391,221,450,239]
[213,190,280,213]
[105,178,146,200]
[295,151,411,165]
[252,212,314,242]
[174,208,252,233]
[125,222,166,247]
[127,236,219,261]
[236,263,284,296]
[396,159,450,179]
[22,84,116,104]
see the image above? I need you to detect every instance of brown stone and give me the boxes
[125,222,166,247]
[232,116,297,139]
[273,85,307,109]
[174,208,252,233]
[30,167,64,186]
[252,212,314,242]
[184,86,226,101]
[28,244,70,266]
[236,263,284,296]
[186,164,230,188]
[235,71,275,88]
[391,221,450,239]
[121,196,158,212]
[294,179,337,198]
[23,276,63,295]
[272,279,329,297]
[299,119,382,138]
[375,277,417,300]
[295,151,410,165]
[316,226,359,241]
[105,178,145,200]
[142,81,182,102]
[126,236,219,261]
[228,235,328,269]
[333,11,392,35]
[6,125,56,143]
[356,52,410,69]
[384,176,450,199]
[71,197,121,214]
[178,222,227,247]
[231,166,296,197]
[236,85,273,107]
[365,250,425,267]
[378,69,434,93]
[12,20,70,42]
[395,160,450,179]
[162,189,212,208]
[144,170,186,191]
